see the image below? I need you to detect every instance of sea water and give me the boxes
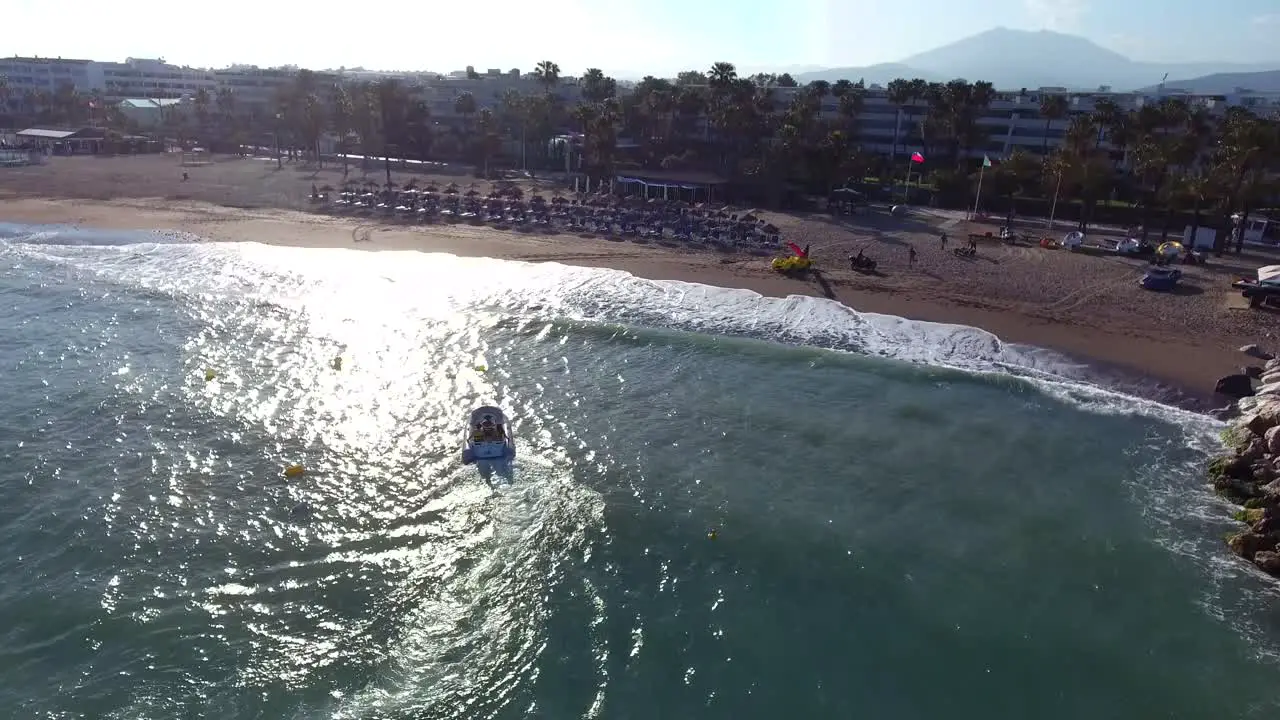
[1,224,1278,719]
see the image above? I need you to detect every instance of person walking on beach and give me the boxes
[939,233,947,250]
[908,246,917,267]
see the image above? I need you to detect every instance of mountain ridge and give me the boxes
[1138,70,1280,95]
[788,28,1280,92]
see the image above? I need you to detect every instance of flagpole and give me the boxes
[970,163,985,221]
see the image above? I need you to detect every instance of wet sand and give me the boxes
[2,153,1277,401]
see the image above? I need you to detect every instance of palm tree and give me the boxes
[832,79,865,140]
[500,89,529,169]
[584,99,621,179]
[673,85,706,145]
[805,80,831,101]
[215,88,235,148]
[991,148,1041,222]
[532,61,560,93]
[351,82,379,172]
[521,92,554,168]
[885,79,912,159]
[1039,93,1069,155]
[330,84,353,172]
[474,107,499,176]
[454,91,477,133]
[1058,115,1113,231]
[707,62,737,91]
[193,88,211,140]
[52,83,81,126]
[374,78,407,184]
[570,103,596,173]
[903,78,930,154]
[405,100,433,161]
[301,94,326,166]
[1175,169,1216,250]
[1212,107,1277,252]
[580,68,616,103]
[1130,139,1172,241]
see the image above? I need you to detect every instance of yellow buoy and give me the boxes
[707,529,718,540]
[284,464,305,478]
[474,365,487,373]
[204,369,217,382]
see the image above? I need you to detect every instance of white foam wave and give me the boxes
[6,231,1222,439]
[492,261,1224,439]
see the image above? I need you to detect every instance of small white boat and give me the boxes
[462,406,515,464]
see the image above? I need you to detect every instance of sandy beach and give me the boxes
[2,153,1277,400]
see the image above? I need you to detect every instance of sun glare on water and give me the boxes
[92,243,612,714]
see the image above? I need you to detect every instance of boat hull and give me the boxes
[463,439,515,464]
[462,405,515,464]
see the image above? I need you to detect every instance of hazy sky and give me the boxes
[7,0,1280,75]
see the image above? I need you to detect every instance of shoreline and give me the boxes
[2,148,1275,413]
[1212,358,1280,580]
[0,194,1239,411]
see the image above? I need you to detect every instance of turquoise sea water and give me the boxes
[2,223,1279,719]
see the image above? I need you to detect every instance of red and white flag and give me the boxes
[910,152,925,164]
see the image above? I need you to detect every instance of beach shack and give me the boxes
[15,127,107,155]
[612,169,728,203]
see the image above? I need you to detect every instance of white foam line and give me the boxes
[7,235,1226,441]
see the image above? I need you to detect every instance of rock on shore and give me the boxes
[1216,349,1280,577]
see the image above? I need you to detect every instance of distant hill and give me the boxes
[1139,70,1280,95]
[792,63,947,87]
[791,28,1279,91]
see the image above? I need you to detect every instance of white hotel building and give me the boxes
[766,83,1280,161]
[4,56,1279,157]
[0,57,338,117]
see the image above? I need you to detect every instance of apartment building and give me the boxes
[213,65,344,116]
[762,84,1280,161]
[421,69,584,124]
[7,53,1280,158]
[0,57,100,94]
[101,58,217,99]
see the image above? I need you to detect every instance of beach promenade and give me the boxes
[1,153,1275,398]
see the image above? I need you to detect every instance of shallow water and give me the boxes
[1,226,1277,719]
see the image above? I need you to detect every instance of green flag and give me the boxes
[982,155,992,168]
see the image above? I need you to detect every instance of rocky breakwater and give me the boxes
[1214,349,1280,577]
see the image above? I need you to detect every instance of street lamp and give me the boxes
[274,112,282,169]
